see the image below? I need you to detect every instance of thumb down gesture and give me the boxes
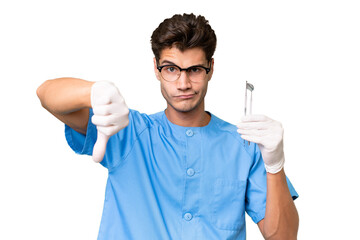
[90,81,129,163]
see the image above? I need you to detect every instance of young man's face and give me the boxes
[154,47,213,114]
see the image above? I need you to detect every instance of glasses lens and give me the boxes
[187,67,206,82]
[161,66,180,82]
[160,65,209,82]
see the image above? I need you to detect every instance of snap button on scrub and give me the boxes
[187,168,195,177]
[184,213,193,221]
[185,129,193,137]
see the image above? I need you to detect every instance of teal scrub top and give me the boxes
[65,109,298,240]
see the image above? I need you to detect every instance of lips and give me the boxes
[175,94,196,99]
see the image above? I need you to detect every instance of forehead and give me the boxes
[159,47,207,66]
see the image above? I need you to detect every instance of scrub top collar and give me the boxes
[160,110,217,137]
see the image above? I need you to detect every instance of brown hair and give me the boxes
[151,13,217,63]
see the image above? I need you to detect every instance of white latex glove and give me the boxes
[91,81,129,163]
[237,115,285,174]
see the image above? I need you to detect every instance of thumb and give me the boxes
[92,131,110,163]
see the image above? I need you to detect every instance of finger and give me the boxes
[93,104,113,116]
[241,114,269,122]
[93,95,112,105]
[236,121,269,130]
[92,114,119,127]
[236,128,267,137]
[238,133,265,145]
[92,131,110,163]
[96,125,120,136]
[237,128,267,144]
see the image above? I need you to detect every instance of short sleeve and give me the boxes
[65,108,97,156]
[245,145,267,223]
[245,144,299,224]
[99,110,149,170]
[65,109,149,171]
[286,176,299,200]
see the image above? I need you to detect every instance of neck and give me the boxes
[165,105,211,127]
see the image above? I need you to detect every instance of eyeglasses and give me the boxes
[157,62,212,82]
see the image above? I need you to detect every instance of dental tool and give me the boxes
[245,81,254,116]
[244,81,254,145]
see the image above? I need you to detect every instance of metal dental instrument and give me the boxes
[244,81,254,145]
[245,81,254,116]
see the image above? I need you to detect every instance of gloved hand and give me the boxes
[237,115,285,174]
[91,81,129,163]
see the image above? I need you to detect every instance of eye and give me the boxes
[188,67,203,73]
[164,66,178,73]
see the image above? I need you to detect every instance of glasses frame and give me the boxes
[156,62,212,82]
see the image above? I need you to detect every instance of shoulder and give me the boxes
[210,113,242,142]
[210,113,258,157]
[127,109,164,133]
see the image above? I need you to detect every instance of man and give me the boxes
[37,13,299,239]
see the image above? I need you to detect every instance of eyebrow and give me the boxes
[160,60,176,65]
[159,60,208,68]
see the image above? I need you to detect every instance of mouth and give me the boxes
[174,94,196,99]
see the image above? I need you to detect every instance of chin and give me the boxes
[168,100,202,113]
[174,107,196,113]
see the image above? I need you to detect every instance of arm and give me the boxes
[237,115,299,239]
[36,77,94,134]
[37,78,129,162]
[257,169,299,239]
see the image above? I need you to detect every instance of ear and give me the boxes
[208,58,214,82]
[153,58,161,81]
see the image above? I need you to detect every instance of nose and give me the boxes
[176,71,192,90]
